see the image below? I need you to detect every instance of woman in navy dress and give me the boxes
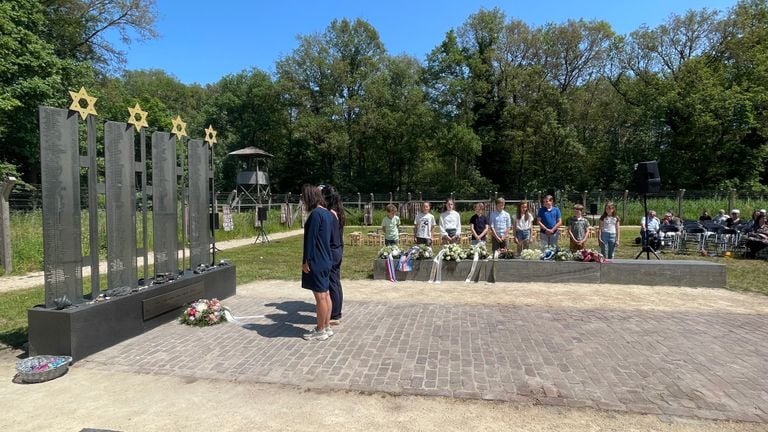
[301,184,335,341]
[321,185,345,325]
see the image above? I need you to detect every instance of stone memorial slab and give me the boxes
[39,107,83,308]
[187,139,210,267]
[151,132,178,274]
[105,121,137,288]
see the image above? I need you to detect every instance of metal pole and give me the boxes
[140,129,148,284]
[677,189,685,221]
[210,144,217,265]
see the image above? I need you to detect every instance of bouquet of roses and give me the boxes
[180,298,228,327]
[469,242,489,259]
[574,248,606,263]
[378,245,402,259]
[520,248,542,260]
[442,243,468,261]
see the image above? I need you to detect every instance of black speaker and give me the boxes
[590,203,598,215]
[257,207,268,222]
[634,161,661,194]
[209,213,220,230]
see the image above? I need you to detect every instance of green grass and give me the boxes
[1,228,766,348]
[1,208,294,276]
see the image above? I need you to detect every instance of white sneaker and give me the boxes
[325,327,334,337]
[303,327,329,341]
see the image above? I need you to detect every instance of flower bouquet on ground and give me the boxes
[442,243,468,261]
[377,245,401,259]
[520,248,542,260]
[574,248,606,263]
[180,298,228,326]
[469,242,489,259]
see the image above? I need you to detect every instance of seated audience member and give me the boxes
[714,209,728,225]
[640,210,661,249]
[745,213,768,258]
[699,210,712,222]
[726,209,743,229]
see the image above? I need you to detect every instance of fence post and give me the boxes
[622,190,629,224]
[0,178,16,273]
[389,192,393,203]
[357,192,361,212]
[581,190,588,208]
[677,189,685,220]
[728,189,736,212]
[597,189,602,215]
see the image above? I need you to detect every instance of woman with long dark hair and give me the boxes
[301,184,335,341]
[321,185,345,325]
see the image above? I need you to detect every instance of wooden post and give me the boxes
[677,189,685,220]
[581,190,588,208]
[389,192,393,203]
[0,178,16,273]
[728,189,736,213]
[357,192,361,212]
[622,190,629,224]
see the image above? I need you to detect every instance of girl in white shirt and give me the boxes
[512,201,534,256]
[439,199,461,244]
[598,201,621,259]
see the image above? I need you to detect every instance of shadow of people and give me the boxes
[239,300,317,338]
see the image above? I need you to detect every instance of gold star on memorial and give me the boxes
[127,103,149,131]
[68,87,98,120]
[204,125,217,146]
[171,115,187,139]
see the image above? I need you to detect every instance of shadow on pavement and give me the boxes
[241,300,316,338]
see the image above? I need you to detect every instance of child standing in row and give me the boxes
[567,204,590,251]
[414,202,436,246]
[598,201,620,259]
[381,203,400,246]
[439,198,461,244]
[489,197,512,252]
[512,201,534,256]
[469,202,489,245]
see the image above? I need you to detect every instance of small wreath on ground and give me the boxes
[180,298,229,326]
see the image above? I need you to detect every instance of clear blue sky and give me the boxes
[109,0,739,85]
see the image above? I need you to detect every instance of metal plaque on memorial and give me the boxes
[151,131,179,274]
[105,121,138,288]
[39,107,83,307]
[187,139,211,267]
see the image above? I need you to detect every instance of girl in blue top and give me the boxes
[301,184,335,341]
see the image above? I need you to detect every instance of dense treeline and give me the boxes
[1,0,767,196]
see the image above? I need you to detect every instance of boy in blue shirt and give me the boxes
[537,195,562,250]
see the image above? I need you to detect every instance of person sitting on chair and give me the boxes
[699,210,712,222]
[640,210,661,250]
[745,214,768,258]
[714,209,728,225]
[726,209,744,230]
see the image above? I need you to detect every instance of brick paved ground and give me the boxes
[78,294,768,423]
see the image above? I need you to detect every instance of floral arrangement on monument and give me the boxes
[520,248,542,260]
[554,249,574,261]
[180,298,228,326]
[573,248,606,263]
[414,244,433,259]
[469,242,489,259]
[442,243,468,261]
[378,245,402,259]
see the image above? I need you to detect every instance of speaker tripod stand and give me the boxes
[255,221,270,244]
[635,193,660,260]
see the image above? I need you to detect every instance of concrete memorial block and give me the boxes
[39,107,83,307]
[151,131,179,274]
[489,260,600,283]
[600,259,726,288]
[372,258,726,288]
[187,139,210,267]
[105,121,137,288]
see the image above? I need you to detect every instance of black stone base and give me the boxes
[28,265,236,362]
[373,259,726,288]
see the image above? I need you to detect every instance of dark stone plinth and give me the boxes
[372,259,726,288]
[28,265,236,361]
